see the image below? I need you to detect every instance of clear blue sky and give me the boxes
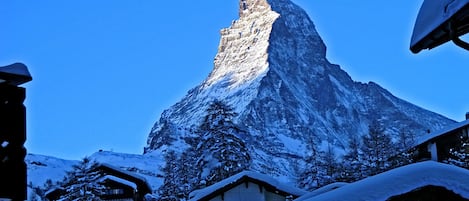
[1,1,468,160]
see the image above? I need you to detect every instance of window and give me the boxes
[104,188,125,195]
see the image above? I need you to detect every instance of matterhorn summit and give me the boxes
[146,0,453,186]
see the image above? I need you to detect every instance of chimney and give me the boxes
[466,112,469,120]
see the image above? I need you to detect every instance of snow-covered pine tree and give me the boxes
[360,120,395,177]
[298,134,321,190]
[199,100,236,131]
[158,150,181,201]
[178,146,198,199]
[447,134,469,169]
[195,100,251,188]
[396,128,416,152]
[340,135,363,182]
[58,157,105,201]
[317,143,340,187]
[157,130,200,199]
[390,128,416,168]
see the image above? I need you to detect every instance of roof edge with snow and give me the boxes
[415,119,469,147]
[97,163,152,193]
[303,161,469,201]
[99,175,138,189]
[188,171,307,201]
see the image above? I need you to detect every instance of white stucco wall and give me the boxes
[208,181,286,201]
[428,142,438,161]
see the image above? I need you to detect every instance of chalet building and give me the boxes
[411,114,469,162]
[44,187,66,201]
[188,171,307,201]
[97,163,152,201]
[45,163,152,201]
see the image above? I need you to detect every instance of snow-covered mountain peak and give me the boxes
[202,0,278,111]
[203,0,327,115]
[26,1,460,199]
[206,1,277,87]
[146,0,454,186]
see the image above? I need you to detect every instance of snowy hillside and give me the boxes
[26,151,164,198]
[88,151,164,191]
[27,154,78,187]
[145,0,454,184]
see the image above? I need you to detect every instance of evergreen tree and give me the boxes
[340,135,363,182]
[360,120,395,177]
[396,128,416,152]
[195,100,251,188]
[391,128,416,168]
[298,135,321,190]
[158,150,180,201]
[301,140,342,188]
[317,143,340,186]
[59,157,105,201]
[178,147,198,199]
[447,134,469,168]
[199,100,237,131]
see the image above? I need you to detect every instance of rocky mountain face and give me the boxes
[145,0,454,180]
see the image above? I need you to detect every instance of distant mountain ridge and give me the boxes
[145,0,454,180]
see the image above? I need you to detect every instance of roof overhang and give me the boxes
[188,171,307,201]
[414,119,469,148]
[410,0,469,53]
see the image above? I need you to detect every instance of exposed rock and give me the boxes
[145,0,454,181]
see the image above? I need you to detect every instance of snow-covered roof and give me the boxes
[99,175,137,189]
[302,161,469,201]
[90,150,164,191]
[99,163,147,182]
[0,62,32,85]
[97,163,152,193]
[295,182,348,201]
[44,187,65,196]
[415,119,469,147]
[188,171,308,201]
[410,0,469,53]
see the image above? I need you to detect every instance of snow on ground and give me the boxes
[90,151,161,173]
[90,151,164,191]
[27,151,164,194]
[278,134,306,156]
[303,161,469,201]
[26,154,78,187]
